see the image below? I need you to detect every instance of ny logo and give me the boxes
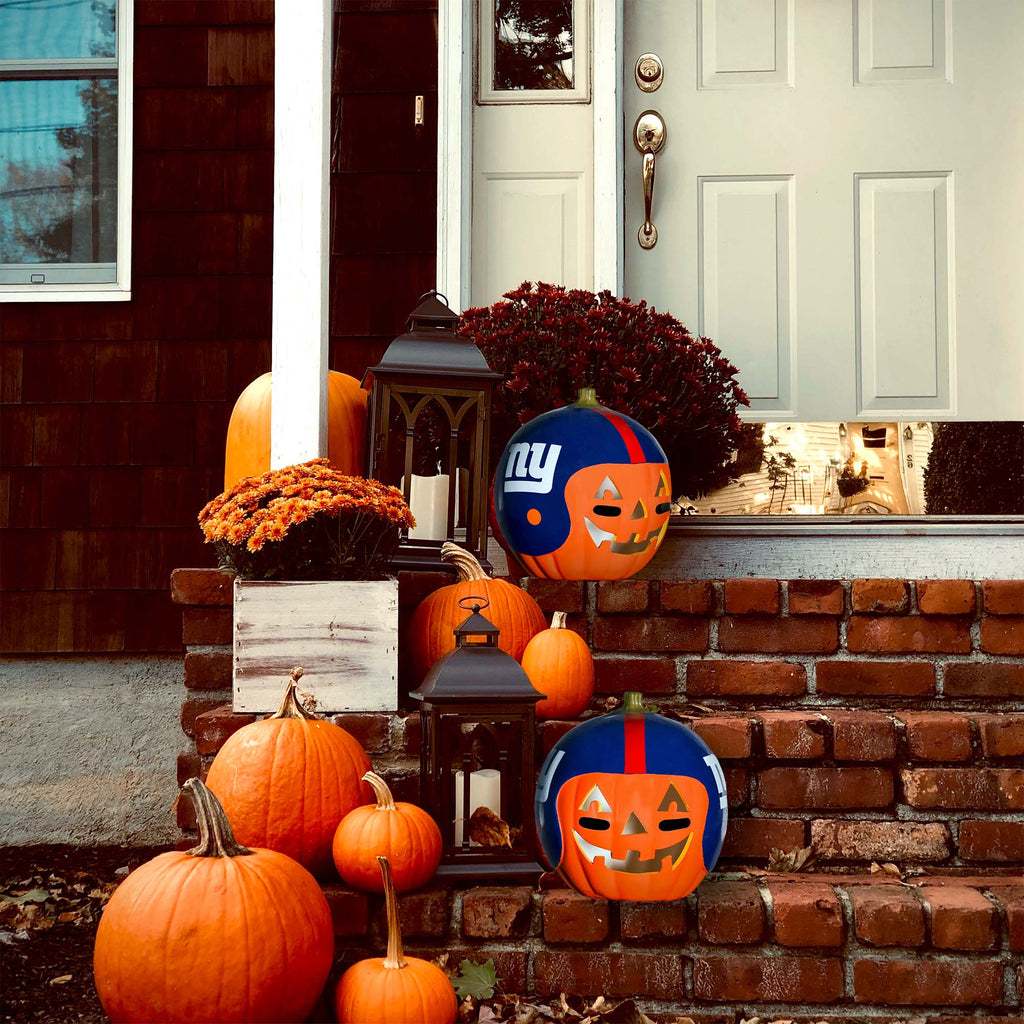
[504,442,562,494]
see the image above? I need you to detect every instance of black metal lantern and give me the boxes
[410,598,545,882]
[364,291,501,572]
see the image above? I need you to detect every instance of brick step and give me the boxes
[319,873,1024,1017]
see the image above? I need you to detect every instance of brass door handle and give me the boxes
[633,110,666,249]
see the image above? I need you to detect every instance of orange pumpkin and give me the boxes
[335,856,457,1024]
[205,668,373,878]
[94,778,334,1024]
[521,611,594,720]
[407,542,547,681]
[333,771,442,893]
[223,370,368,489]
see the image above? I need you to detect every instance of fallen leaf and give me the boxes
[49,975,73,986]
[467,807,513,849]
[10,888,52,905]
[453,958,498,1000]
[767,845,815,872]
[870,861,902,878]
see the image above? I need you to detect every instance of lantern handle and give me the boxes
[417,288,449,307]
[457,594,490,613]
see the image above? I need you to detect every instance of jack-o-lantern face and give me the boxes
[495,391,671,580]
[554,772,709,901]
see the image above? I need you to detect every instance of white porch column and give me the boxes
[270,0,332,467]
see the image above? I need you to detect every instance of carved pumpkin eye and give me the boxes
[578,816,610,830]
[655,502,672,515]
[658,783,688,812]
[658,817,691,832]
[656,473,668,497]
[593,476,623,500]
[592,504,622,517]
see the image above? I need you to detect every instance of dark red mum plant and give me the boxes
[459,282,749,499]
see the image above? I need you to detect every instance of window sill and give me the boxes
[0,285,131,303]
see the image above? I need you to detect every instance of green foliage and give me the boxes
[453,958,498,1000]
[924,422,1024,514]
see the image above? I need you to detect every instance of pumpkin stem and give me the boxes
[378,855,407,970]
[184,778,254,859]
[270,667,317,720]
[574,387,600,407]
[622,691,646,713]
[441,542,490,582]
[363,770,397,811]
[550,611,568,630]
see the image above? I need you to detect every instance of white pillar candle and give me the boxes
[404,473,451,541]
[453,768,501,845]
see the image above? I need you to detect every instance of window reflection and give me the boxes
[493,0,574,91]
[680,422,1024,516]
[0,77,118,267]
[0,0,116,61]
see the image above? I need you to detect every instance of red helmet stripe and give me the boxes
[598,408,645,464]
[623,714,646,773]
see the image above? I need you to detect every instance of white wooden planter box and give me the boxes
[233,578,398,713]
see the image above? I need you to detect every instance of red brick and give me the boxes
[618,901,687,942]
[851,886,925,947]
[184,650,232,691]
[461,886,533,938]
[395,713,421,757]
[917,580,977,616]
[593,656,677,694]
[659,579,714,614]
[924,887,998,950]
[901,768,1024,810]
[827,711,897,761]
[718,615,839,653]
[719,819,806,861]
[542,891,609,944]
[533,951,683,1000]
[521,578,586,613]
[689,716,753,759]
[981,616,1024,655]
[852,959,1003,1006]
[758,768,893,810]
[989,887,1024,951]
[687,660,806,697]
[693,955,843,1003]
[330,713,391,754]
[983,580,1024,615]
[182,606,232,645]
[852,578,911,614]
[817,659,935,697]
[596,580,650,613]
[811,820,951,864]
[171,567,235,606]
[759,712,827,759]
[847,615,971,653]
[725,768,750,807]
[769,883,844,947]
[957,820,1024,863]
[788,580,845,616]
[181,696,232,739]
[697,881,766,944]
[724,578,779,614]
[194,705,255,755]
[321,885,370,937]
[975,714,1024,758]
[594,616,708,652]
[176,751,202,787]
[391,886,450,938]
[945,662,1024,698]
[897,712,973,762]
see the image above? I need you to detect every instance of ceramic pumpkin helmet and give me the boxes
[493,389,671,580]
[535,692,727,901]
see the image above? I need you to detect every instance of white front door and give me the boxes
[622,0,1024,422]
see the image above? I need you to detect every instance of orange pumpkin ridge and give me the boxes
[521,611,595,720]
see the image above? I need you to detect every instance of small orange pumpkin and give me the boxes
[408,542,547,681]
[223,370,368,489]
[333,770,442,893]
[205,668,372,878]
[94,778,334,1024]
[334,856,458,1024]
[521,611,595,720]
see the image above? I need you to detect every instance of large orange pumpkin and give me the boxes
[94,778,334,1024]
[521,611,594,720]
[332,770,442,893]
[407,542,547,681]
[205,668,373,878]
[334,857,457,1024]
[223,370,368,489]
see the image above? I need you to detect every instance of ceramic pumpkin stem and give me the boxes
[363,770,397,811]
[271,667,317,721]
[378,856,407,970]
[183,777,253,859]
[550,611,568,630]
[440,542,489,581]
[575,387,599,407]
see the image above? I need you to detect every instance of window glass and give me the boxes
[680,422,1024,517]
[0,0,116,61]
[0,78,117,272]
[493,0,574,91]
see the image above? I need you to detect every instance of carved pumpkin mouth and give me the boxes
[584,520,666,554]
[571,829,692,874]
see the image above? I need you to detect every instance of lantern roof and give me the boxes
[365,291,501,384]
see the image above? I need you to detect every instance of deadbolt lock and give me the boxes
[634,52,664,92]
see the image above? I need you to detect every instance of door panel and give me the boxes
[624,0,1024,421]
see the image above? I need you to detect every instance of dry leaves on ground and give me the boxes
[457,992,694,1024]
[765,845,815,872]
[0,868,119,937]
